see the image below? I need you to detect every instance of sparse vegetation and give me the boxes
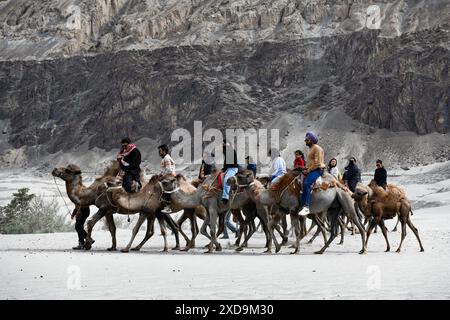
[0,188,71,234]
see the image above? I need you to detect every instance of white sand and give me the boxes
[1,162,450,300]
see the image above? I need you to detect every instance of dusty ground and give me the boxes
[1,162,450,300]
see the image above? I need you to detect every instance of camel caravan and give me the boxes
[51,133,424,255]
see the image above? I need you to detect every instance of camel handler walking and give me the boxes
[117,137,142,193]
[298,132,326,216]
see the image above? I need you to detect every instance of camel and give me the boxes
[90,174,182,252]
[52,162,180,251]
[51,162,121,250]
[352,182,424,253]
[232,170,367,254]
[159,171,264,253]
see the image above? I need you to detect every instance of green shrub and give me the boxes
[0,188,72,234]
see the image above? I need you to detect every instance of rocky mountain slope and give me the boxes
[0,0,449,171]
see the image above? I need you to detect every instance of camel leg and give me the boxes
[406,218,424,252]
[162,213,180,250]
[337,215,345,245]
[84,209,107,250]
[156,215,169,252]
[281,214,289,239]
[396,219,407,253]
[244,216,257,246]
[256,206,272,249]
[365,219,377,251]
[132,215,156,251]
[268,216,282,253]
[199,218,211,240]
[104,212,117,251]
[315,209,340,254]
[205,206,221,253]
[290,213,301,254]
[392,216,400,232]
[275,221,288,245]
[305,217,317,238]
[347,200,367,254]
[122,212,147,252]
[379,220,390,252]
[264,217,278,254]
[176,212,191,248]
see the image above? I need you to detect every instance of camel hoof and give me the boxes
[215,245,222,252]
[235,246,244,252]
[385,248,390,252]
[290,250,299,255]
[392,228,397,232]
[204,250,213,254]
[162,248,169,253]
[172,246,180,251]
[420,248,425,252]
[359,249,367,254]
[131,247,140,251]
[107,247,117,251]
[120,248,130,253]
[281,238,288,246]
[337,241,344,245]
[264,248,272,254]
[275,245,281,253]
[314,250,324,255]
[396,249,401,253]
[181,247,190,252]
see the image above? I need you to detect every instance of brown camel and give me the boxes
[233,170,367,254]
[90,174,181,252]
[352,181,424,253]
[51,162,121,250]
[52,162,180,251]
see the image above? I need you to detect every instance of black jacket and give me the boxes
[222,145,239,171]
[199,159,213,178]
[374,167,387,188]
[120,148,141,176]
[345,163,361,183]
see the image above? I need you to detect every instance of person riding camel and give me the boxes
[221,140,239,205]
[327,158,341,180]
[298,132,326,216]
[374,159,387,190]
[269,148,287,185]
[293,150,305,170]
[117,137,142,193]
[344,157,361,192]
[158,144,176,176]
[198,151,214,181]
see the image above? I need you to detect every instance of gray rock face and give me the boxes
[0,0,449,168]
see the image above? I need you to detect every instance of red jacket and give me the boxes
[293,157,305,169]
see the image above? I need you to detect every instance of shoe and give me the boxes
[221,198,229,205]
[72,242,84,250]
[298,206,310,216]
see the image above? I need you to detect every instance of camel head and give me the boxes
[159,173,178,193]
[51,164,82,182]
[352,183,370,201]
[229,170,255,191]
